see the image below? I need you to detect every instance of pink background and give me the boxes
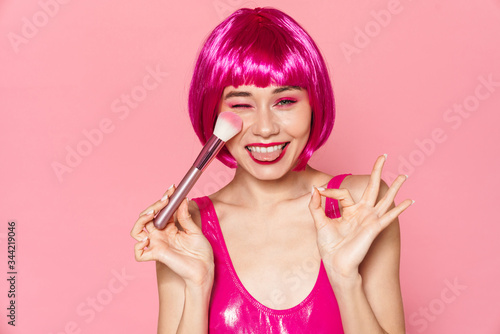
[1,0,499,333]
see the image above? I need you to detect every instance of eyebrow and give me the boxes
[223,86,302,100]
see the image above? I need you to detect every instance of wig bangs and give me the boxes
[213,23,312,91]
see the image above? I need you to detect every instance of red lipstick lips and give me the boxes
[245,142,289,165]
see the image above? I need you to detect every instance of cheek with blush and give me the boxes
[223,133,243,160]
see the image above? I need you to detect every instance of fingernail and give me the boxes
[161,184,175,201]
[186,197,190,204]
[411,200,415,205]
[317,187,326,192]
[383,153,388,160]
[141,236,148,242]
[404,174,409,179]
[311,186,315,196]
[144,209,154,215]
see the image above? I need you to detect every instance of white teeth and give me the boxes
[246,144,286,153]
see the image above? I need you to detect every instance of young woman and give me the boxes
[131,7,412,333]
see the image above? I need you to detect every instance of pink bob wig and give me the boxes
[188,7,335,171]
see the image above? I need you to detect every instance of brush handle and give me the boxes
[153,166,202,229]
[154,135,224,229]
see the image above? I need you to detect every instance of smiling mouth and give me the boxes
[245,142,289,163]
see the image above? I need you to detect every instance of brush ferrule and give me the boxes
[193,135,224,171]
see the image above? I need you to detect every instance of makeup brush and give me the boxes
[154,111,243,229]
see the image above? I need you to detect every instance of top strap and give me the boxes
[325,173,352,219]
[191,196,213,236]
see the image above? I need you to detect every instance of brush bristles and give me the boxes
[213,112,243,142]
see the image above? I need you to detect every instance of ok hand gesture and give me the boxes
[308,155,413,283]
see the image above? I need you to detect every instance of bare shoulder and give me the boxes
[339,174,390,204]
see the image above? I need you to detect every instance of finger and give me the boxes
[132,185,177,240]
[317,188,356,208]
[134,236,152,262]
[361,154,386,206]
[145,221,157,234]
[308,187,328,230]
[176,198,201,234]
[378,199,414,228]
[130,210,155,241]
[139,184,177,217]
[164,220,179,236]
[375,174,407,215]
[160,184,176,202]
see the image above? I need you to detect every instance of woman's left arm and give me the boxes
[309,155,412,334]
[329,183,404,334]
[358,187,405,333]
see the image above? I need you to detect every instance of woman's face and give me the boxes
[218,84,312,180]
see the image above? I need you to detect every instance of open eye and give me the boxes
[276,99,296,106]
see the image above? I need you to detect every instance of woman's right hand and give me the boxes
[130,185,214,288]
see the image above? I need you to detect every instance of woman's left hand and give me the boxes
[308,154,413,284]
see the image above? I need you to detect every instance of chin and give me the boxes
[244,159,298,181]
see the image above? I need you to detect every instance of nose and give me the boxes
[251,107,279,138]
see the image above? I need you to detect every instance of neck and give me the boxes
[223,164,319,208]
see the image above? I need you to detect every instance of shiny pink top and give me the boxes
[192,173,350,333]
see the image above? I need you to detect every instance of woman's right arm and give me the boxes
[156,262,213,334]
[156,262,185,333]
[131,186,214,334]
